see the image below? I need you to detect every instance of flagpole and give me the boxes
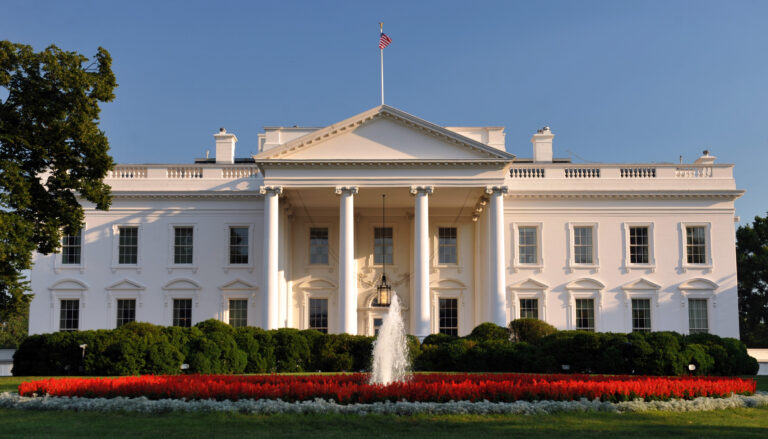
[380,22,384,106]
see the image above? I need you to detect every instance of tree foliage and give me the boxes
[0,41,116,316]
[737,213,768,347]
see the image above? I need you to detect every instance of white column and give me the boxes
[335,186,358,334]
[486,185,508,327]
[411,185,433,338]
[260,185,282,330]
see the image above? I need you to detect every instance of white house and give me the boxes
[28,105,743,339]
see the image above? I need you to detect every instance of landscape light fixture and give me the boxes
[376,194,392,307]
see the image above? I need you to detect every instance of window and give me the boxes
[59,299,79,331]
[374,227,393,265]
[688,299,709,334]
[229,299,248,328]
[518,227,538,264]
[629,226,649,264]
[229,227,249,264]
[173,227,194,264]
[573,226,593,264]
[631,298,651,332]
[438,227,457,264]
[173,299,192,327]
[309,298,328,333]
[373,318,383,337]
[116,299,136,328]
[686,226,706,264]
[439,298,458,336]
[575,298,595,331]
[519,298,539,319]
[309,228,329,264]
[118,226,138,264]
[61,229,82,265]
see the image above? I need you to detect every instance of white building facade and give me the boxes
[28,106,744,339]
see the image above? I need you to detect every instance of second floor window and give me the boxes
[686,226,706,264]
[573,226,594,264]
[438,227,457,264]
[61,229,82,265]
[309,228,329,264]
[118,226,138,264]
[229,227,249,264]
[518,226,538,264]
[174,227,194,264]
[629,226,649,264]
[374,227,393,265]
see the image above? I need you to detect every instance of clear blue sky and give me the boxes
[4,0,767,224]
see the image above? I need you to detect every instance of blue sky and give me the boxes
[3,0,767,224]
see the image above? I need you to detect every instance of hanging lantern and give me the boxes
[375,194,391,307]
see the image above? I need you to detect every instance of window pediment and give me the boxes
[219,279,258,291]
[566,278,605,291]
[508,278,548,291]
[106,279,145,291]
[621,278,661,291]
[678,278,718,291]
[431,279,467,290]
[298,278,337,290]
[162,278,202,291]
[49,279,88,291]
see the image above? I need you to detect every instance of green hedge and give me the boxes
[12,320,759,376]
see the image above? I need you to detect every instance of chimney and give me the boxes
[531,126,554,163]
[694,149,716,165]
[214,128,237,164]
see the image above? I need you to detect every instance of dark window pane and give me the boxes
[519,227,537,264]
[439,298,458,336]
[174,227,194,264]
[575,298,595,331]
[438,227,457,264]
[59,299,79,331]
[229,299,248,328]
[374,227,393,265]
[629,226,649,264]
[519,298,539,319]
[116,299,136,328]
[309,298,328,333]
[62,229,82,264]
[573,226,593,264]
[686,226,706,264]
[118,227,138,264]
[173,299,192,327]
[309,228,329,264]
[229,227,249,264]
[631,298,651,332]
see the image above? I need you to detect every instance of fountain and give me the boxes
[369,293,410,384]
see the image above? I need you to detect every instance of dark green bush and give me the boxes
[466,323,509,343]
[235,326,273,373]
[421,333,457,346]
[186,319,247,374]
[271,328,310,372]
[508,318,557,343]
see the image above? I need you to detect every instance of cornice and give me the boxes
[111,191,264,200]
[254,159,512,168]
[505,190,745,200]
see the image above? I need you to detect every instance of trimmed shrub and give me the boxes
[271,328,311,372]
[186,319,247,374]
[235,326,274,373]
[508,318,557,343]
[421,333,457,346]
[466,323,509,343]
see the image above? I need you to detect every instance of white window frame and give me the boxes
[567,222,599,273]
[223,224,254,272]
[111,223,143,273]
[433,224,460,267]
[307,224,332,266]
[622,223,656,272]
[565,278,604,331]
[508,278,548,322]
[162,278,201,326]
[54,223,86,274]
[679,278,718,335]
[105,278,145,329]
[369,224,399,267]
[114,298,138,328]
[512,223,543,272]
[298,279,337,332]
[430,279,467,336]
[621,278,661,333]
[679,222,713,273]
[219,279,259,327]
[167,223,198,272]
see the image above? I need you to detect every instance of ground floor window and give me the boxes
[575,298,595,331]
[229,299,248,328]
[173,299,192,327]
[439,298,458,336]
[116,299,136,328]
[373,317,383,336]
[688,298,709,334]
[309,298,328,333]
[519,298,539,319]
[60,299,79,331]
[631,298,651,332]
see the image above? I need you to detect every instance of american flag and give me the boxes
[379,33,392,49]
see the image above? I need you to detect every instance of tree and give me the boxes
[0,41,116,318]
[736,213,768,347]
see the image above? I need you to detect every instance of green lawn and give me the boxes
[1,375,766,439]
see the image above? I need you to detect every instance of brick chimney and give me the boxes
[214,128,237,164]
[531,127,554,163]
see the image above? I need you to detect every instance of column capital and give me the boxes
[484,185,508,195]
[259,185,283,196]
[409,185,434,196]
[334,186,359,195]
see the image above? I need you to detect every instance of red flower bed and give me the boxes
[18,374,756,404]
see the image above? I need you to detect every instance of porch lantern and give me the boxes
[376,194,392,307]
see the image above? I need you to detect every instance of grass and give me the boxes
[1,375,766,439]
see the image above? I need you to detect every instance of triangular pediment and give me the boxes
[254,106,515,162]
[509,278,549,291]
[162,278,201,291]
[298,278,337,290]
[219,279,258,291]
[106,279,145,291]
[679,278,718,291]
[431,279,467,289]
[566,278,605,291]
[621,278,661,291]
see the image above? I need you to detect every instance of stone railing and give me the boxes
[108,167,148,179]
[106,165,260,180]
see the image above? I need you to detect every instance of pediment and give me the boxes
[219,279,258,291]
[679,278,718,291]
[49,279,88,291]
[508,278,548,291]
[431,279,467,289]
[254,105,514,162]
[566,278,605,291]
[162,278,201,291]
[106,279,145,291]
[298,278,337,290]
[621,278,661,291]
